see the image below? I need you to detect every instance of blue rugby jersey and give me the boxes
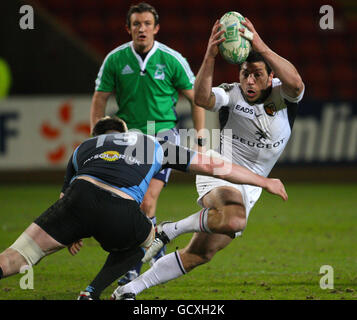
[62,132,196,204]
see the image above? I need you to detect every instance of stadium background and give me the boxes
[1,0,356,182]
[0,0,356,301]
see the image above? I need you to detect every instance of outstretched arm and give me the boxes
[189,152,288,201]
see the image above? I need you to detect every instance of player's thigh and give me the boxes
[24,223,65,253]
[202,186,244,209]
[93,199,152,252]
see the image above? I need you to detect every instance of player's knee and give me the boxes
[0,247,30,276]
[227,214,246,233]
[140,226,155,249]
[223,204,246,233]
[0,250,12,275]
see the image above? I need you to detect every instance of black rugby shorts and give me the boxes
[34,179,152,252]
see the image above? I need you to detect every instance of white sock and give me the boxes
[163,208,212,240]
[120,251,186,296]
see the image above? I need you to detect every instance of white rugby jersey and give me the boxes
[211,78,304,177]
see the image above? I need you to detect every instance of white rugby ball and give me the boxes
[219,11,252,64]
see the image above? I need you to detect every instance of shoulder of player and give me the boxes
[103,42,132,61]
[155,41,189,63]
[74,136,97,156]
[270,78,295,102]
[218,82,240,92]
[271,77,282,88]
[231,79,281,91]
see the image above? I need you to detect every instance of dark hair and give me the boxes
[241,51,272,75]
[92,116,128,136]
[126,2,159,27]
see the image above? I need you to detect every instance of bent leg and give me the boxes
[113,187,248,297]
[161,186,247,240]
[203,186,247,236]
[114,232,233,298]
[180,232,233,272]
[24,223,66,254]
[0,223,65,278]
[87,247,144,299]
[117,178,165,284]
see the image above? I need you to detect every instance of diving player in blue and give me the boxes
[0,117,287,299]
[62,118,195,206]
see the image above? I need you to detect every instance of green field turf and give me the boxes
[0,182,356,300]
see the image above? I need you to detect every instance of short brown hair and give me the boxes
[92,116,128,136]
[126,2,159,27]
[241,51,272,75]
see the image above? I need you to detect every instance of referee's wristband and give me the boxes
[195,137,207,147]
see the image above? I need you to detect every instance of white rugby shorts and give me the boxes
[195,150,263,237]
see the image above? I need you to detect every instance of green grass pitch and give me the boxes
[0,182,356,300]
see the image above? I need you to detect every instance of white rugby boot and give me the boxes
[142,222,171,264]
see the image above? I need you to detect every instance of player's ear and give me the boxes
[126,24,131,35]
[268,71,274,86]
[153,23,160,35]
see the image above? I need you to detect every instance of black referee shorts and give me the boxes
[34,179,152,252]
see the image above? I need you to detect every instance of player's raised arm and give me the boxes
[194,20,226,110]
[240,18,304,98]
[189,152,288,201]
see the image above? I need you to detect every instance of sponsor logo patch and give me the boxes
[84,151,141,166]
[100,151,120,161]
[233,104,255,119]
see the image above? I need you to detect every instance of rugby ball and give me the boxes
[218,11,252,64]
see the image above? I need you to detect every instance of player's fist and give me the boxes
[205,20,226,59]
[240,17,268,54]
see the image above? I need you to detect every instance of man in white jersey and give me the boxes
[112,18,304,300]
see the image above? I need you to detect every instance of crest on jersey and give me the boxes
[264,102,277,117]
[255,129,268,142]
[154,64,166,80]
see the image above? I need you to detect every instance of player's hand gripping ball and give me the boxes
[219,11,252,64]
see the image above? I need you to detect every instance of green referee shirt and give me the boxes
[95,41,195,134]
